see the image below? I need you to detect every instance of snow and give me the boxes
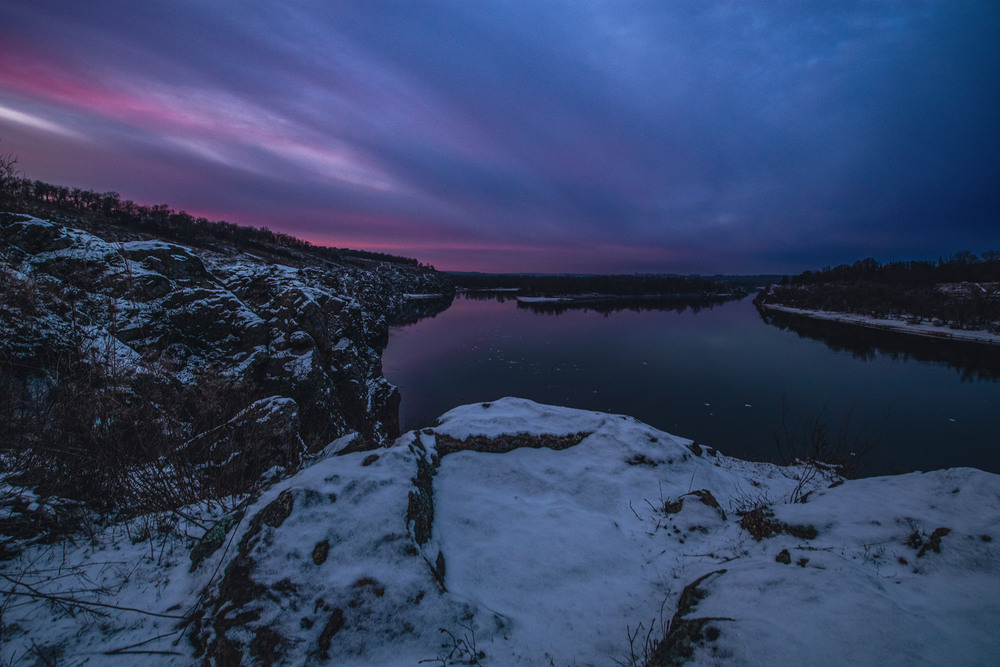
[77,322,146,368]
[432,396,619,440]
[2,398,998,665]
[690,469,1000,665]
[429,400,1000,665]
[760,303,1000,346]
[119,240,177,252]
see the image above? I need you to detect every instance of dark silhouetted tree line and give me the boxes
[0,165,420,267]
[783,253,1000,287]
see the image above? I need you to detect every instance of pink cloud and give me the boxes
[0,51,407,193]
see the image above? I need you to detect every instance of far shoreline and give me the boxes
[758,303,1000,346]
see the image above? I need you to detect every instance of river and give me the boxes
[383,293,1000,476]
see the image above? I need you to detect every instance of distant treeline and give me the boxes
[515,294,737,316]
[0,165,420,267]
[783,253,1000,287]
[758,253,1000,332]
[450,272,746,297]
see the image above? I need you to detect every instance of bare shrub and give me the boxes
[1,323,269,531]
[0,144,20,205]
[419,622,485,665]
[773,397,885,501]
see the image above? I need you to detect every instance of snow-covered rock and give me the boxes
[0,212,452,492]
[3,398,996,665]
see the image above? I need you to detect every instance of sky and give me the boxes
[0,1,998,274]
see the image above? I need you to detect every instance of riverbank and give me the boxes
[758,302,1000,346]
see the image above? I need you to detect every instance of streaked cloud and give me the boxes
[0,104,83,140]
[0,1,996,273]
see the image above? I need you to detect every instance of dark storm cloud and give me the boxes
[0,1,997,272]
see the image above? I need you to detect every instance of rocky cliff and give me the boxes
[0,211,452,510]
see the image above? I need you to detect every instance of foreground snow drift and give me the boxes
[428,400,1000,665]
[2,398,998,665]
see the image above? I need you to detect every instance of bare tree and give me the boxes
[0,141,21,205]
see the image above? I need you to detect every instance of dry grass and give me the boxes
[0,268,275,538]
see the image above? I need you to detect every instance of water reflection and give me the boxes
[383,295,1000,475]
[516,295,741,316]
[459,290,744,316]
[388,293,455,327]
[459,291,519,303]
[758,307,1000,381]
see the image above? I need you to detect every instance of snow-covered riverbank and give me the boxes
[3,398,998,665]
[759,303,1000,346]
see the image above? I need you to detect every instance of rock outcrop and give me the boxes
[0,212,452,504]
[3,398,997,665]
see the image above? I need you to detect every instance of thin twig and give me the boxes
[106,629,187,654]
[1,574,186,620]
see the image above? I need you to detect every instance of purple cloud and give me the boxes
[1,1,997,273]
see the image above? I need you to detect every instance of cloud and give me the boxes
[0,1,997,273]
[0,104,83,140]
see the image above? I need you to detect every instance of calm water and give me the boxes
[383,294,1000,475]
